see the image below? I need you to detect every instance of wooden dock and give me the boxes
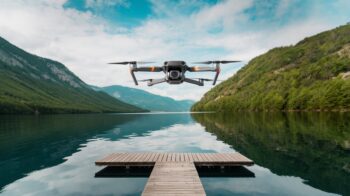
[96,152,253,196]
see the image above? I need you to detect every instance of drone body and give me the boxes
[109,60,240,86]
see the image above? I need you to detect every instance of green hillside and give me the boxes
[0,37,146,114]
[92,85,194,112]
[192,24,350,111]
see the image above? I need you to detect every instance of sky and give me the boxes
[0,0,350,100]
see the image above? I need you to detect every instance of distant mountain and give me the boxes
[0,37,146,114]
[92,85,195,112]
[192,24,350,111]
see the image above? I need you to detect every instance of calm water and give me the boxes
[0,112,349,196]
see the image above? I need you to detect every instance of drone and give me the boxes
[108,60,240,86]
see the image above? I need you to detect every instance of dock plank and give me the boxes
[96,152,253,166]
[142,162,205,196]
[96,152,253,195]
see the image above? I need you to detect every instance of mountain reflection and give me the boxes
[192,112,350,196]
[0,113,192,190]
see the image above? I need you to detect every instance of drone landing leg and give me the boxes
[212,63,220,85]
[130,70,138,85]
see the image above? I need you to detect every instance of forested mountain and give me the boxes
[0,37,145,114]
[92,85,194,112]
[192,24,350,111]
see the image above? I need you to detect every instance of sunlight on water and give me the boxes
[0,112,348,195]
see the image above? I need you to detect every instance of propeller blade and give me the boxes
[192,60,241,64]
[220,60,241,64]
[108,61,133,65]
[108,61,155,65]
[192,61,213,64]
[137,61,156,64]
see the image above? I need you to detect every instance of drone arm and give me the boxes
[147,78,166,86]
[129,66,162,85]
[190,60,240,85]
[188,66,216,72]
[184,78,204,86]
[133,66,163,72]
[188,64,221,85]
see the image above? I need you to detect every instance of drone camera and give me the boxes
[169,70,181,79]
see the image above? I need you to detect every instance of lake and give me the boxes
[0,112,349,196]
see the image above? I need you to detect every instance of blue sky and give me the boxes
[63,0,153,27]
[0,0,350,100]
[63,0,221,26]
[62,0,349,31]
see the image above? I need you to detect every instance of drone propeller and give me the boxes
[192,60,241,64]
[108,61,155,65]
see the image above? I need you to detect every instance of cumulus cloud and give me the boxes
[0,0,349,100]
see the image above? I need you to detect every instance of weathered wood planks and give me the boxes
[142,162,205,196]
[95,152,254,196]
[96,152,253,166]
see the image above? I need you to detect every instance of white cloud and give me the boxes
[85,0,129,9]
[192,0,252,30]
[0,0,348,100]
[275,0,293,18]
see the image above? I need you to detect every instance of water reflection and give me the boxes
[0,114,137,190]
[0,113,231,195]
[192,112,350,196]
[197,166,255,178]
[0,112,348,196]
[95,166,153,178]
